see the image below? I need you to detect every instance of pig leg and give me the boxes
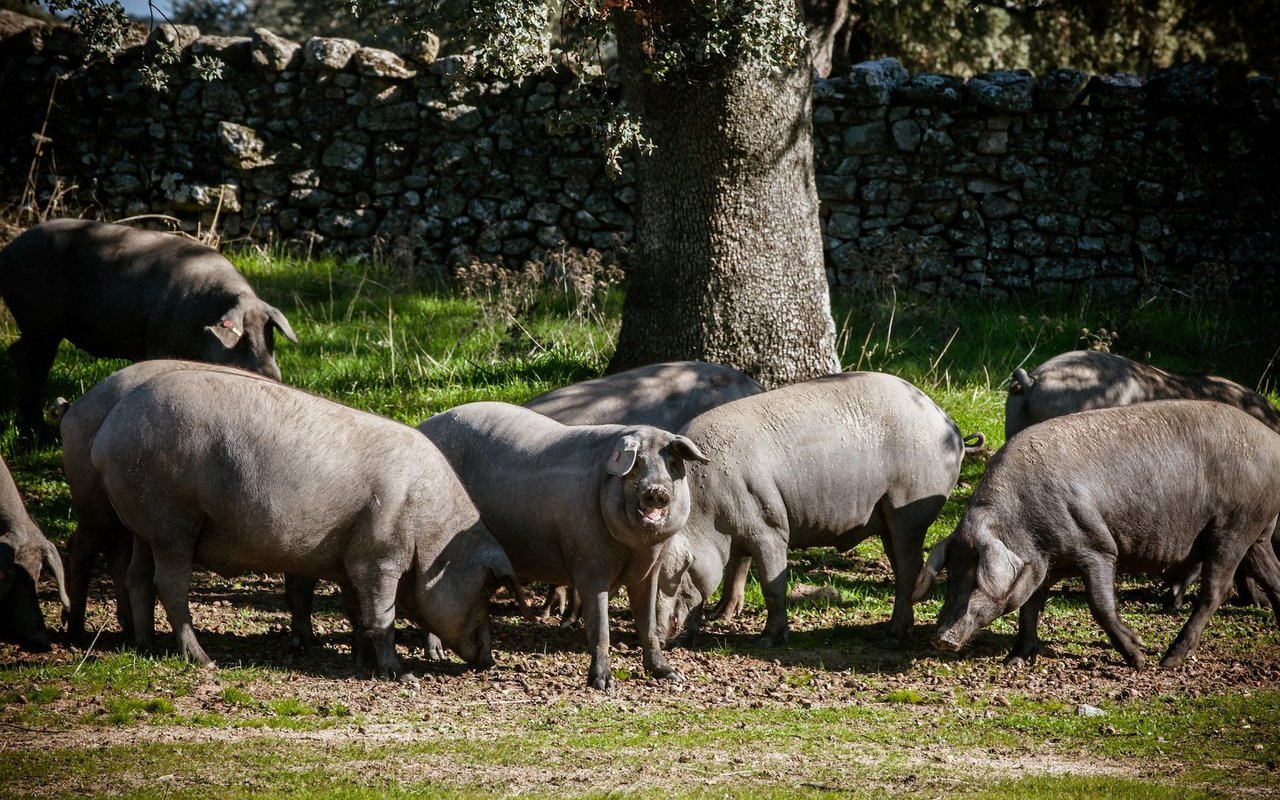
[1078,555,1147,668]
[126,536,158,654]
[104,530,134,639]
[64,525,100,641]
[284,573,320,651]
[752,533,790,648]
[336,581,375,671]
[628,572,682,682]
[708,544,751,623]
[880,501,937,648]
[1005,585,1052,666]
[147,525,212,667]
[7,334,59,428]
[1160,542,1243,668]
[346,567,411,683]
[580,581,614,690]
[1235,534,1280,625]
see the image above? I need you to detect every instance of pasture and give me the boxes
[1,247,1278,798]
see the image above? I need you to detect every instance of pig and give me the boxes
[60,360,260,642]
[1005,350,1280,440]
[1006,349,1280,607]
[0,218,297,427]
[82,363,522,681]
[657,371,981,649]
[524,361,764,623]
[524,361,765,428]
[913,400,1280,669]
[0,451,69,651]
[418,402,709,689]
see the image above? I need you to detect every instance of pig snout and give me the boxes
[638,485,672,526]
[931,622,971,653]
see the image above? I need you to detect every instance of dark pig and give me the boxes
[1005,350,1280,440]
[0,218,297,426]
[914,400,1280,668]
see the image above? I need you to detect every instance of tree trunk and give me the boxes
[607,18,841,389]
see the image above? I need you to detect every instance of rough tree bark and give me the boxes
[607,12,841,389]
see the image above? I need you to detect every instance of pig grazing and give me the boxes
[525,361,765,624]
[525,361,764,428]
[418,402,708,689]
[84,364,520,681]
[1005,350,1280,440]
[914,400,1280,668]
[658,371,978,649]
[0,452,68,651]
[1007,349,1280,607]
[0,218,297,426]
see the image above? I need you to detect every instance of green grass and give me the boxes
[2,247,1279,798]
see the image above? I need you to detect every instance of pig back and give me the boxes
[419,402,627,584]
[525,361,764,429]
[681,371,965,541]
[89,369,470,580]
[979,399,1280,567]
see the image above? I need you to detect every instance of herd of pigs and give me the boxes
[1,218,1279,689]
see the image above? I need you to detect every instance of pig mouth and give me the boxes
[637,504,669,528]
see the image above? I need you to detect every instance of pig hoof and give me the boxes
[1126,652,1148,669]
[1003,653,1036,668]
[1158,653,1185,669]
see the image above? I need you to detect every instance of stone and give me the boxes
[192,35,252,69]
[968,70,1035,113]
[1147,62,1215,108]
[322,139,366,172]
[1037,68,1090,110]
[896,73,965,106]
[354,47,417,80]
[251,28,300,70]
[847,58,909,106]
[357,102,420,131]
[1090,73,1144,109]
[317,208,377,237]
[843,122,886,155]
[164,179,241,213]
[303,36,360,70]
[218,121,271,169]
[826,212,860,240]
[891,119,921,152]
[149,23,200,53]
[402,32,441,66]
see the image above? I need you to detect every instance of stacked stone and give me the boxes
[811,58,1280,297]
[1,11,1277,296]
[0,13,634,272]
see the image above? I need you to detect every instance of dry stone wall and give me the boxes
[1,12,1277,297]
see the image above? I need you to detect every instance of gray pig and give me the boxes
[1007,349,1280,607]
[658,371,980,649]
[914,400,1280,668]
[418,402,708,689]
[60,360,261,641]
[525,361,764,623]
[0,452,68,651]
[1005,349,1280,439]
[0,218,297,426]
[84,364,521,680]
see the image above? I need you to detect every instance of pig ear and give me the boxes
[912,534,951,603]
[670,435,710,464]
[659,536,694,594]
[607,435,640,476]
[977,536,1025,597]
[41,538,69,610]
[494,569,536,621]
[205,316,243,349]
[266,304,298,344]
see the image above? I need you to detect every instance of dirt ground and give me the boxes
[3,564,1280,797]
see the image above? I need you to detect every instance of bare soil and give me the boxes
[3,562,1280,797]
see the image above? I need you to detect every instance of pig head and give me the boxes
[0,454,69,651]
